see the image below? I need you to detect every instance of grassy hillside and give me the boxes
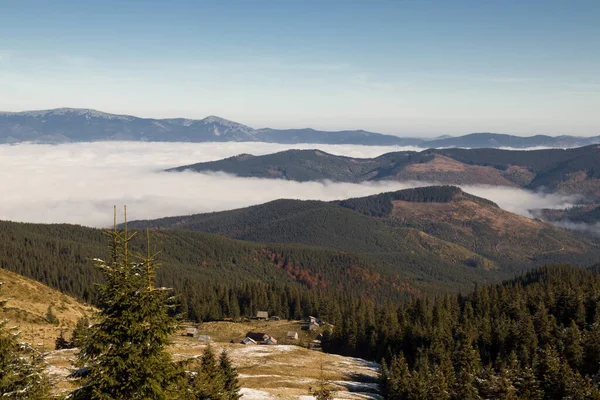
[0,268,95,354]
[0,268,93,330]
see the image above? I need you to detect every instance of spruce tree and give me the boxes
[187,345,224,399]
[453,341,482,400]
[507,353,542,400]
[219,349,241,400]
[428,364,451,400]
[537,345,564,399]
[70,316,90,348]
[310,361,333,400]
[71,210,184,399]
[583,316,600,376]
[45,305,59,325]
[384,354,411,399]
[55,329,71,350]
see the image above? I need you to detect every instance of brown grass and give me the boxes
[400,155,518,186]
[1,268,96,351]
[391,197,586,257]
[43,321,381,399]
[2,270,380,398]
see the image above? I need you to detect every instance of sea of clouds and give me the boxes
[0,141,580,228]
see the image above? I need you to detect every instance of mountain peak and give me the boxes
[201,115,251,127]
[202,115,233,123]
[198,115,255,136]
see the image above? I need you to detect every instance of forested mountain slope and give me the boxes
[368,265,600,398]
[0,218,508,323]
[128,186,600,269]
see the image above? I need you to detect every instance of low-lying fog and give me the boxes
[0,141,579,227]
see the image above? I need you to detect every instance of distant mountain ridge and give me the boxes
[168,145,600,200]
[1,107,598,147]
[424,132,600,148]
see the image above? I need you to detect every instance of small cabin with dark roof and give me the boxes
[246,332,269,343]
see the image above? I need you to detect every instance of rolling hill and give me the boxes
[169,146,600,199]
[2,108,599,147]
[127,186,600,270]
[4,188,599,324]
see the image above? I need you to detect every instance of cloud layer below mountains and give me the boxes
[0,141,579,227]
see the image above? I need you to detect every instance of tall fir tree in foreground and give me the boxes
[71,208,184,399]
[0,282,50,399]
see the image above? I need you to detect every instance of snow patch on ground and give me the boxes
[238,374,283,379]
[45,365,71,377]
[231,344,297,357]
[240,388,277,399]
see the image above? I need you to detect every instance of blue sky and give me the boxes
[0,0,599,136]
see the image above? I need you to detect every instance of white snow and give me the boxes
[231,344,297,357]
[239,388,277,400]
[201,115,254,133]
[45,365,71,377]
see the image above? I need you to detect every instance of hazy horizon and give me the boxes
[1,106,598,139]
